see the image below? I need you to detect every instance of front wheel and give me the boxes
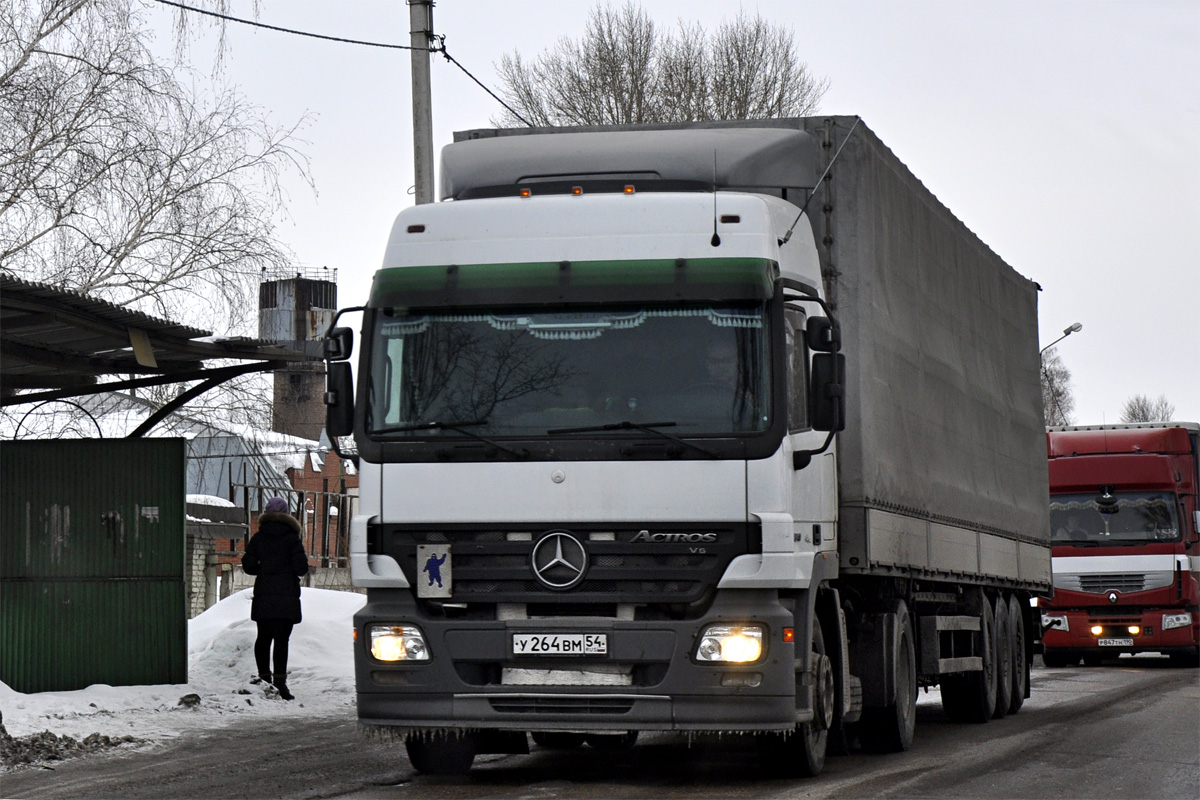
[585,731,638,751]
[758,619,831,776]
[405,732,476,775]
[531,732,585,749]
[1041,650,1078,668]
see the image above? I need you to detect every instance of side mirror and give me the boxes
[324,327,354,361]
[810,353,846,432]
[806,317,841,353]
[325,361,354,437]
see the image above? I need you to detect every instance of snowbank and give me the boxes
[0,588,365,745]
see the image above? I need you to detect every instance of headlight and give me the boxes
[695,624,764,663]
[1090,625,1104,636]
[1042,614,1069,633]
[368,624,430,661]
[1163,612,1193,631]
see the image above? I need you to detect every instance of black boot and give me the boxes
[251,670,271,685]
[273,672,294,701]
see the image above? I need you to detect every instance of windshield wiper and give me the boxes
[375,419,529,459]
[547,420,716,458]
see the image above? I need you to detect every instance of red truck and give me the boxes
[1042,423,1200,667]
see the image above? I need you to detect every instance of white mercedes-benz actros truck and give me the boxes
[323,117,1052,776]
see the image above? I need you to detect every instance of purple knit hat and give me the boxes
[264,496,288,514]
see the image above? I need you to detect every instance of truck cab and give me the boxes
[1042,423,1200,667]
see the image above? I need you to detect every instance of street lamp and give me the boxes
[1040,322,1083,355]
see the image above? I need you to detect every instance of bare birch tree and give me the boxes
[1,0,308,331]
[2,0,310,433]
[493,2,829,127]
[1120,394,1175,423]
[1041,348,1077,426]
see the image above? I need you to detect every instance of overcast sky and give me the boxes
[147,0,1199,425]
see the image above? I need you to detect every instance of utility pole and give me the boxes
[409,0,435,205]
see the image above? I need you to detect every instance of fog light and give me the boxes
[695,624,764,663]
[1090,625,1104,636]
[1163,612,1192,631]
[368,624,430,661]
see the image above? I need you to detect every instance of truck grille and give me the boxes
[369,522,753,606]
[487,696,635,715]
[1054,571,1176,594]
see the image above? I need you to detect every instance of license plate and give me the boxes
[1098,638,1134,646]
[512,633,608,656]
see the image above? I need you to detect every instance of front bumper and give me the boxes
[1042,608,1200,655]
[354,589,801,733]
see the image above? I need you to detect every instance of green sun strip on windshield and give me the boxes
[369,258,777,309]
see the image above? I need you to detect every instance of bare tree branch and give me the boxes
[1041,347,1076,426]
[1120,394,1175,423]
[491,1,829,127]
[1,0,310,332]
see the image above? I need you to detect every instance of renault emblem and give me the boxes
[531,532,587,590]
[1107,591,1119,604]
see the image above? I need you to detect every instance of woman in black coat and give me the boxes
[242,496,308,700]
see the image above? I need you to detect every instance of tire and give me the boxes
[1041,650,1078,668]
[858,599,917,753]
[1007,595,1029,714]
[1168,650,1200,668]
[405,732,476,775]
[758,620,830,777]
[992,596,1012,719]
[584,731,638,751]
[941,599,997,724]
[531,732,585,749]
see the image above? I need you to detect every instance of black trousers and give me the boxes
[254,619,295,676]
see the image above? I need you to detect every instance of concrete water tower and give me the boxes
[258,268,337,441]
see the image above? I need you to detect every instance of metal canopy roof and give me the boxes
[1,272,307,410]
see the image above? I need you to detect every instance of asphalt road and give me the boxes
[6,658,1198,800]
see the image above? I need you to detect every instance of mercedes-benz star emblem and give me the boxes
[531,532,588,590]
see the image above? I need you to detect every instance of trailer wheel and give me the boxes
[405,732,476,775]
[858,599,916,753]
[1007,594,1028,714]
[940,599,997,723]
[758,620,830,776]
[992,596,1012,719]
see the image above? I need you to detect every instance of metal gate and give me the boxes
[0,439,187,693]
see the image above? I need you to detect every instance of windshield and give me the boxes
[1050,492,1181,544]
[366,304,770,437]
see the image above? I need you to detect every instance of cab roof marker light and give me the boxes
[519,187,532,198]
[623,185,636,195]
[571,186,583,196]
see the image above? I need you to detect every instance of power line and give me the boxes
[436,39,533,127]
[154,0,532,125]
[154,0,427,50]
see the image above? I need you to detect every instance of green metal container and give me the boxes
[1,439,187,693]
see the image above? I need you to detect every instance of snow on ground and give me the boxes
[1,588,365,749]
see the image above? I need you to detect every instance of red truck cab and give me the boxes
[1042,423,1200,667]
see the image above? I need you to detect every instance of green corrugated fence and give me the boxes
[1,439,187,693]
